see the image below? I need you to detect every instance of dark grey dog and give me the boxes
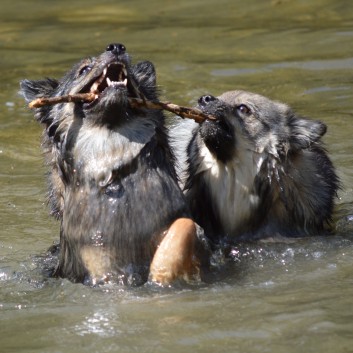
[20,44,202,285]
[183,90,339,243]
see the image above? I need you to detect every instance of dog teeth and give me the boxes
[106,76,128,87]
[91,81,99,93]
[90,67,128,93]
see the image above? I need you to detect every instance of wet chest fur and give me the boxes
[68,119,156,186]
[197,144,265,235]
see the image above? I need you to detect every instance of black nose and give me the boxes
[198,95,216,106]
[106,43,126,55]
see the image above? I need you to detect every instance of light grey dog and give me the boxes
[182,90,339,243]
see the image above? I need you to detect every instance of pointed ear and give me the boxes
[20,78,59,125]
[288,114,327,150]
[133,61,156,84]
[20,78,59,103]
[132,61,157,99]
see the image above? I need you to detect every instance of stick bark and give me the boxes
[28,93,215,123]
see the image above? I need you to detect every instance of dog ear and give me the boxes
[20,78,59,103]
[20,78,59,125]
[288,113,327,150]
[132,61,158,99]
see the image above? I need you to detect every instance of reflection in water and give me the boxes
[75,310,118,337]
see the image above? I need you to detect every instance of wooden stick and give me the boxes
[28,93,97,109]
[129,98,215,123]
[28,93,216,123]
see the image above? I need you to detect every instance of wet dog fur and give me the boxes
[20,44,203,285]
[182,90,339,244]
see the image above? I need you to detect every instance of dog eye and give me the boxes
[236,104,251,115]
[78,65,92,76]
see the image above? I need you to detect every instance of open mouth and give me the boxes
[82,61,144,108]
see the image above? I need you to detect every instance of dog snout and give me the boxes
[106,43,126,56]
[198,95,216,107]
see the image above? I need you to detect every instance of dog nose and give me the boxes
[198,95,216,106]
[106,43,126,55]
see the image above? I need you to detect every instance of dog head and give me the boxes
[20,43,159,132]
[196,90,327,162]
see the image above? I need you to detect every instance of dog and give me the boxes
[182,90,339,244]
[20,43,205,286]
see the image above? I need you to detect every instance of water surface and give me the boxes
[1,1,353,352]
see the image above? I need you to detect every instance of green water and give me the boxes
[1,0,353,352]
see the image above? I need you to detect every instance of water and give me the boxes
[1,0,353,352]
